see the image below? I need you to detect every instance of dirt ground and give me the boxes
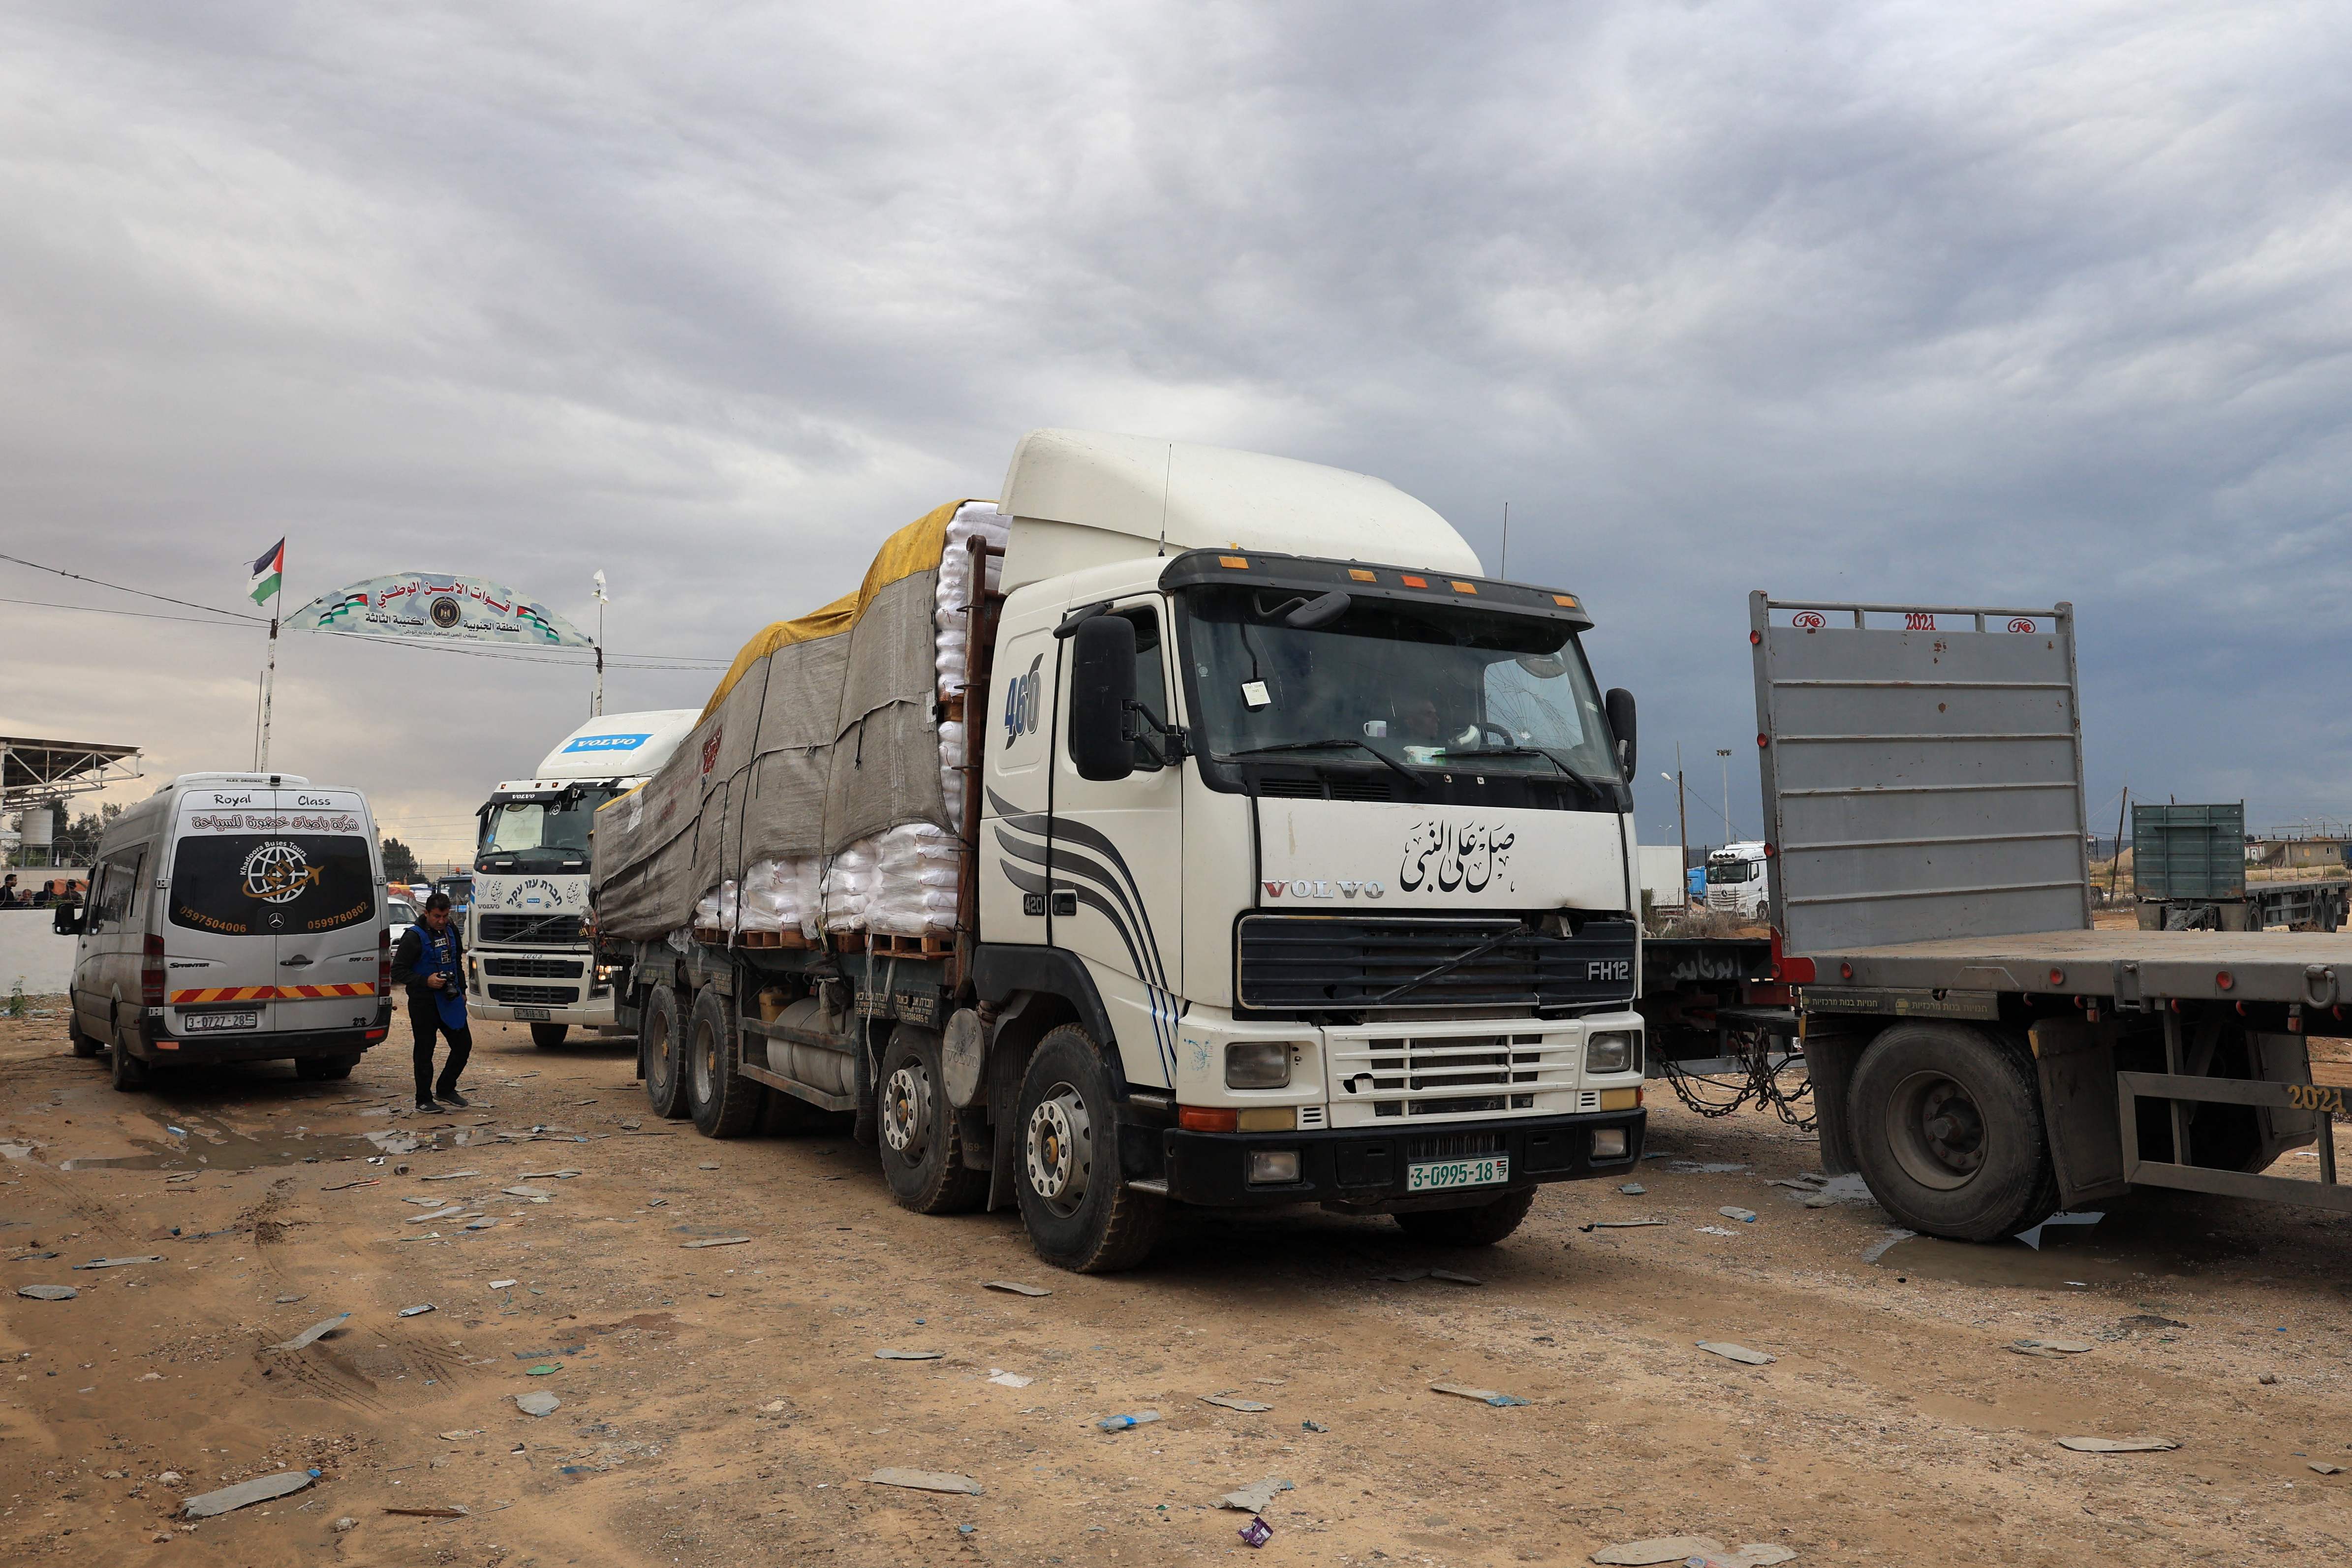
[3,1007,2351,1567]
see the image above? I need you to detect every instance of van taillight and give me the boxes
[141,934,166,1008]
[378,926,391,996]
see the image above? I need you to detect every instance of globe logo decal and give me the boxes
[240,841,319,904]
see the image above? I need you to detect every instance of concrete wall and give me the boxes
[0,911,74,998]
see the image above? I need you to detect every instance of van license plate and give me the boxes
[182,1012,258,1032]
[513,1007,551,1021]
[1406,1155,1510,1193]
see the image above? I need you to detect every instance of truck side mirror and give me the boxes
[1068,615,1138,783]
[1604,687,1637,780]
[52,903,85,937]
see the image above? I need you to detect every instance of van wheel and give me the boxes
[110,1031,148,1092]
[530,1023,570,1049]
[1393,1189,1536,1246]
[1848,1022,2059,1242]
[296,1054,360,1082]
[687,987,761,1139]
[68,1005,102,1059]
[642,986,689,1119]
[878,1025,989,1215]
[1013,1026,1164,1273]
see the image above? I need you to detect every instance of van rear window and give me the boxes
[170,835,376,937]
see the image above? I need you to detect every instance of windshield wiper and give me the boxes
[1367,920,1533,1006]
[1222,737,1423,791]
[1445,744,1615,804]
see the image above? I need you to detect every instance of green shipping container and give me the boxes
[2132,802,2246,902]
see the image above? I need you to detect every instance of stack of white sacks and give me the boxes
[722,502,1010,940]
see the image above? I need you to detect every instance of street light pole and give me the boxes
[591,569,608,718]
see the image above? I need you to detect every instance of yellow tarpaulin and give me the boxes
[694,498,980,722]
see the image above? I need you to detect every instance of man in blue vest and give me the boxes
[390,891,471,1112]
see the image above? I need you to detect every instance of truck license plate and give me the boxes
[1407,1155,1510,1193]
[513,1007,551,1021]
[182,1011,258,1032]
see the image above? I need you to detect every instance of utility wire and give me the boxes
[0,551,265,622]
[0,596,269,628]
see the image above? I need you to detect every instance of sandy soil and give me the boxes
[2,1008,2351,1567]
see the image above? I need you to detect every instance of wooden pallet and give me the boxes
[739,929,814,951]
[692,927,726,946]
[867,930,955,959]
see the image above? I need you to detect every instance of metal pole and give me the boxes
[2108,786,2129,902]
[1677,769,1689,903]
[256,612,280,771]
[1716,747,1733,842]
[591,570,608,717]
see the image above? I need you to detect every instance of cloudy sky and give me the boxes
[5,1,2349,867]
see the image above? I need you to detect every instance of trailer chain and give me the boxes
[1658,1025,1816,1132]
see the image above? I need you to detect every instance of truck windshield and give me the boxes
[1178,586,1619,789]
[1706,860,1758,885]
[478,789,612,873]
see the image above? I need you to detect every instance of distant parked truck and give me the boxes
[2134,802,2345,933]
[464,709,702,1047]
[1703,841,1770,919]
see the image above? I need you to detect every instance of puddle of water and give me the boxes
[1874,1204,2259,1289]
[58,1111,381,1172]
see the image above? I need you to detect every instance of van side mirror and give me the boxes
[52,903,85,937]
[1068,615,1138,783]
[1604,687,1637,780]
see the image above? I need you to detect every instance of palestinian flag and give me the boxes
[248,539,285,606]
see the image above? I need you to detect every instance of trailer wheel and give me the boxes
[1848,1022,2058,1241]
[529,1023,570,1049]
[1392,1188,1537,1247]
[687,986,760,1139]
[642,985,689,1120]
[877,1025,989,1214]
[1013,1026,1165,1273]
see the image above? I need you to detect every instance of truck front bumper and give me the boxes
[1160,1109,1645,1208]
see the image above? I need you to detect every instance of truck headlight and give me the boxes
[1246,1149,1300,1184]
[1585,1031,1640,1075]
[1225,1041,1292,1089]
[1592,1128,1629,1159]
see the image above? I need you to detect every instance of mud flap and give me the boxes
[2032,1015,2130,1206]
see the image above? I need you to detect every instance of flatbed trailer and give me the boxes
[1751,594,2352,1240]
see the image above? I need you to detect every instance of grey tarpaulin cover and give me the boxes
[592,500,986,939]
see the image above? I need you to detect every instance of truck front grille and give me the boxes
[487,984,577,1006]
[1326,1025,1582,1126]
[1236,915,1637,1013]
[483,957,584,979]
[479,915,584,945]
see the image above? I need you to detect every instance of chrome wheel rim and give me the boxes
[1024,1084,1092,1218]
[882,1062,930,1159]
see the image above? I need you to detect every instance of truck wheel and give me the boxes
[642,986,689,1120]
[877,1025,989,1215]
[530,1023,570,1049]
[1013,1025,1164,1273]
[110,1030,148,1092]
[1393,1189,1536,1246]
[1848,1022,2059,1242]
[687,987,761,1139]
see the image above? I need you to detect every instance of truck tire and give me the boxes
[1847,1022,2059,1242]
[110,1029,148,1092]
[1392,1188,1536,1246]
[1012,1025,1164,1273]
[687,986,761,1139]
[530,1023,570,1049]
[642,985,689,1120]
[877,1025,989,1215]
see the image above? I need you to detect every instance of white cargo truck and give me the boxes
[595,430,1652,1271]
[465,709,700,1046]
[1703,841,1771,918]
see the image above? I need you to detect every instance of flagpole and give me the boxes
[258,603,281,771]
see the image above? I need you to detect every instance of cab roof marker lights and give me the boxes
[1348,568,1377,583]
[1400,574,1428,588]
[1219,555,1249,569]
[1450,581,1478,594]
